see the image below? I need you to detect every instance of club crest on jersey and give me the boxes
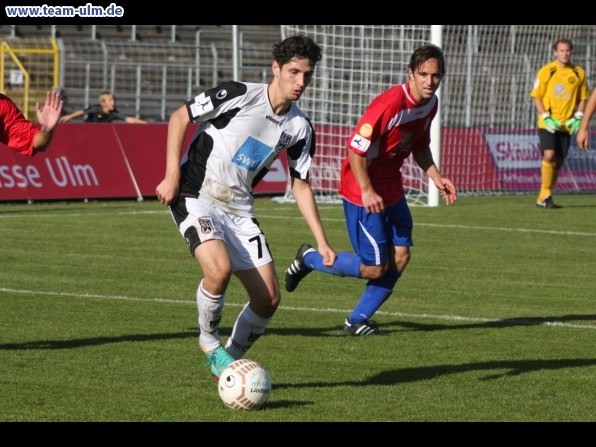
[190,93,214,117]
[275,132,292,154]
[216,89,227,99]
[198,217,214,234]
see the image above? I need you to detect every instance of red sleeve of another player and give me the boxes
[1,99,37,156]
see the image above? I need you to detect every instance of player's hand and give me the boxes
[361,189,385,214]
[36,90,64,132]
[542,113,561,133]
[155,177,179,206]
[434,177,457,205]
[565,111,583,136]
[317,243,337,268]
[576,127,589,151]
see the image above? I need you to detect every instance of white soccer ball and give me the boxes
[218,359,272,410]
[217,359,271,410]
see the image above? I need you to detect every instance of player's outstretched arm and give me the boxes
[59,109,84,123]
[125,116,148,124]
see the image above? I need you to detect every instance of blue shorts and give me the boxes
[342,196,413,267]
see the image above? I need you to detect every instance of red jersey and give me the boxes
[339,82,437,206]
[0,94,39,157]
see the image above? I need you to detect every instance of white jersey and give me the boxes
[179,81,315,217]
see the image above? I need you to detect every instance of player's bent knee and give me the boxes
[250,296,279,319]
[360,264,387,280]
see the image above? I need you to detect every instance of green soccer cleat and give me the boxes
[205,347,235,380]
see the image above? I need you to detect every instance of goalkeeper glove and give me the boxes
[542,113,561,133]
[565,111,584,136]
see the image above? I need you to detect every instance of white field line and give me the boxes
[1,287,594,330]
[1,209,595,237]
[1,209,594,330]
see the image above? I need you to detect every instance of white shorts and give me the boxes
[171,197,273,271]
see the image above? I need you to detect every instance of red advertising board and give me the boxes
[0,124,138,201]
[112,123,169,198]
[0,123,290,202]
[3,124,593,202]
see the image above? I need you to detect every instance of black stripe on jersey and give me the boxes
[180,132,213,199]
[206,81,247,109]
[286,117,316,161]
[305,116,316,159]
[286,138,306,162]
[209,108,240,130]
[252,164,271,189]
[184,81,247,123]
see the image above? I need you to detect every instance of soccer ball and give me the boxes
[218,359,272,410]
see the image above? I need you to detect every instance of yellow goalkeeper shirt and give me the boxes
[530,60,589,132]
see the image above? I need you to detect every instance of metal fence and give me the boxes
[1,25,595,128]
[55,27,281,121]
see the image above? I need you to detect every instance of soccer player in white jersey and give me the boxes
[155,35,337,380]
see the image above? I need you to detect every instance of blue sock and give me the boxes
[348,269,400,324]
[303,251,361,278]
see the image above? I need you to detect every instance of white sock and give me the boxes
[196,280,224,353]
[225,303,271,360]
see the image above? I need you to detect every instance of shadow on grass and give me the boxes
[262,313,596,336]
[0,328,198,350]
[386,313,596,332]
[272,357,596,389]
[0,313,593,350]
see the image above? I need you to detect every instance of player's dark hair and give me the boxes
[409,44,446,78]
[273,35,322,68]
[553,38,573,51]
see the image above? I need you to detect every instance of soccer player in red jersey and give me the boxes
[286,45,457,335]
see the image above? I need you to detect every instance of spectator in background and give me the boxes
[1,90,63,156]
[576,89,596,151]
[530,38,589,209]
[60,90,147,123]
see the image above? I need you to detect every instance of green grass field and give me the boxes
[0,194,594,422]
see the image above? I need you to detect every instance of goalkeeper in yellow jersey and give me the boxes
[531,38,589,209]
